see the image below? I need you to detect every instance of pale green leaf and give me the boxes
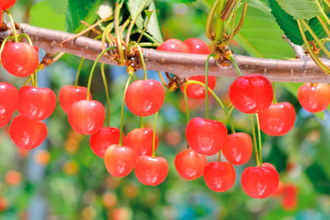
[275,0,322,20]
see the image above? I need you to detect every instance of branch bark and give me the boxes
[2,23,330,83]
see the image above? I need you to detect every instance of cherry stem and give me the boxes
[74,58,85,87]
[140,117,144,128]
[229,54,242,77]
[250,114,260,167]
[157,71,167,87]
[34,71,38,87]
[317,15,330,39]
[0,36,15,55]
[127,41,148,80]
[86,46,117,100]
[272,82,277,104]
[218,150,221,162]
[18,33,34,46]
[6,10,18,42]
[183,85,190,149]
[315,0,330,25]
[100,63,111,127]
[255,113,263,165]
[224,105,235,133]
[151,111,159,157]
[205,53,216,120]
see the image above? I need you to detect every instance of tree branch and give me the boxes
[2,23,330,82]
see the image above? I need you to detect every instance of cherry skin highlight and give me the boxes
[174,149,207,180]
[0,113,12,129]
[297,83,330,113]
[10,115,47,150]
[1,42,39,77]
[17,86,57,121]
[90,127,126,158]
[59,85,92,113]
[126,128,158,157]
[0,0,16,10]
[258,102,296,136]
[222,132,252,165]
[186,117,227,155]
[68,100,105,135]
[204,162,236,192]
[125,79,165,116]
[183,38,212,54]
[241,166,279,199]
[104,144,136,177]
[180,76,217,99]
[156,39,190,53]
[0,82,19,117]
[135,156,169,186]
[229,74,273,114]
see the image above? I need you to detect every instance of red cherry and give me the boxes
[241,166,279,199]
[90,127,125,158]
[59,85,91,113]
[174,149,207,180]
[222,132,252,165]
[125,80,165,116]
[282,184,298,210]
[272,181,284,197]
[10,115,47,150]
[157,39,190,53]
[0,6,2,25]
[183,38,211,54]
[68,100,105,135]
[297,83,330,113]
[203,162,236,192]
[104,144,136,177]
[186,117,227,155]
[0,113,12,129]
[180,75,216,99]
[125,128,158,157]
[229,74,273,114]
[17,86,57,121]
[0,82,19,117]
[262,162,276,170]
[258,102,296,136]
[1,42,39,77]
[135,156,168,186]
[0,0,16,10]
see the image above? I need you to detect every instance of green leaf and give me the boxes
[275,0,323,20]
[154,0,196,3]
[145,1,164,43]
[305,16,326,41]
[125,0,151,31]
[305,163,330,194]
[29,0,68,31]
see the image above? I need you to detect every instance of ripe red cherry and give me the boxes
[186,117,227,155]
[0,6,2,25]
[184,38,211,54]
[90,127,126,158]
[297,83,330,113]
[68,100,105,135]
[262,162,276,170]
[104,144,136,177]
[204,162,236,192]
[59,85,91,113]
[157,39,190,53]
[125,128,158,157]
[222,132,252,165]
[125,80,165,116]
[0,113,12,129]
[17,86,57,121]
[0,0,16,10]
[282,184,298,210]
[10,115,47,150]
[229,74,273,114]
[1,42,39,77]
[135,156,168,186]
[180,75,216,99]
[258,102,296,136]
[272,181,284,197]
[241,166,279,199]
[174,149,207,180]
[0,82,18,117]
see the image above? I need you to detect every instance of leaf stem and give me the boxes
[250,114,260,166]
[214,0,227,45]
[206,0,221,40]
[114,1,125,64]
[316,16,330,39]
[151,111,159,157]
[315,0,330,25]
[119,75,133,146]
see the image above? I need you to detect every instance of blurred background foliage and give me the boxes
[0,0,330,219]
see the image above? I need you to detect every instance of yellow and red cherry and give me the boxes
[156,39,190,53]
[183,38,212,54]
[10,115,47,150]
[59,85,91,113]
[125,79,165,116]
[203,162,236,192]
[0,0,16,10]
[297,83,330,113]
[125,128,158,157]
[17,86,57,121]
[185,117,227,155]
[229,74,273,114]
[1,42,39,78]
[135,156,168,186]
[68,100,105,135]
[222,132,252,165]
[174,149,207,180]
[0,82,18,117]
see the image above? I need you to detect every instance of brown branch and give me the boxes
[1,23,330,82]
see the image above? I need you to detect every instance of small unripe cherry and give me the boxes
[125,128,158,157]
[297,83,330,113]
[59,85,91,113]
[135,156,168,186]
[204,162,236,192]
[222,132,252,165]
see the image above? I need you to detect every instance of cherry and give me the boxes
[272,181,284,197]
[297,83,330,113]
[174,149,207,180]
[183,38,212,54]
[229,74,273,114]
[135,156,168,186]
[0,82,18,117]
[0,0,16,10]
[0,6,2,25]
[258,102,296,136]
[180,75,216,99]
[185,117,227,155]
[203,162,236,192]
[282,184,298,210]
[17,86,57,121]
[0,113,12,128]
[222,132,252,165]
[68,100,105,135]
[90,127,125,158]
[10,115,47,150]
[125,79,165,116]
[1,42,39,77]
[59,85,91,113]
[125,128,158,157]
[156,39,190,53]
[262,162,276,170]
[104,144,136,177]
[241,166,279,199]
